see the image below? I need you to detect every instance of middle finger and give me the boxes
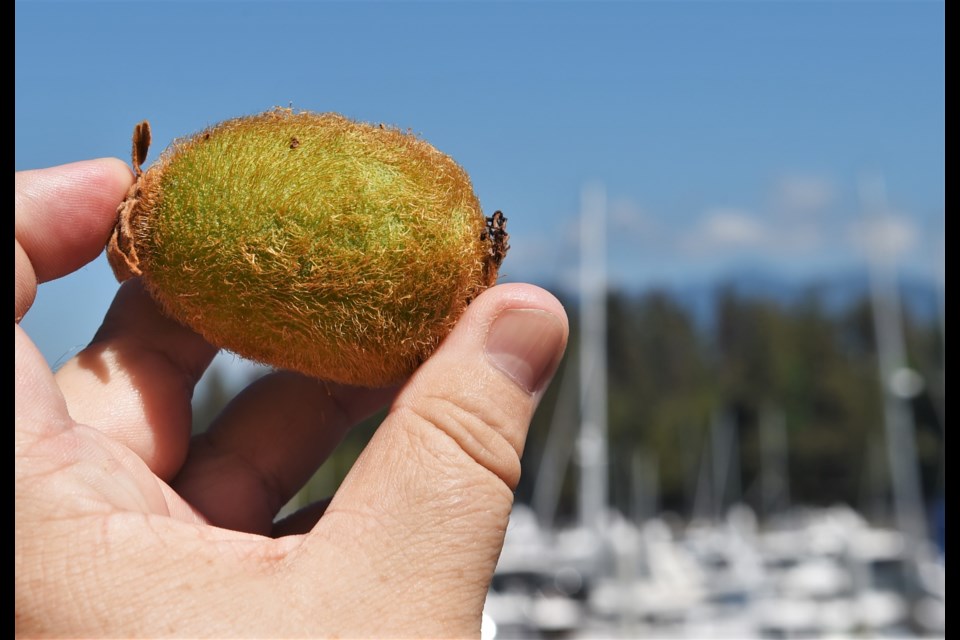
[172,372,396,535]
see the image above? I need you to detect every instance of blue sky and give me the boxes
[16,1,944,371]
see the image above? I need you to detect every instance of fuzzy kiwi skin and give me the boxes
[107,109,506,387]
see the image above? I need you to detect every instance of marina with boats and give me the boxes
[482,184,945,639]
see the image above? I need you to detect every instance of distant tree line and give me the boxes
[192,285,945,527]
[519,285,944,527]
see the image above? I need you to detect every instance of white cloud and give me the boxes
[773,174,836,215]
[679,206,830,258]
[681,207,768,252]
[851,214,920,262]
[502,184,927,291]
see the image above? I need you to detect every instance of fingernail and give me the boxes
[485,309,566,394]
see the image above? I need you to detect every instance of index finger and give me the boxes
[15,159,133,320]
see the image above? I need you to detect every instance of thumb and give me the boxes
[306,283,567,635]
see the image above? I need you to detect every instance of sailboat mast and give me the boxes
[860,175,928,545]
[577,183,609,532]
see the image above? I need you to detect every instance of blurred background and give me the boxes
[16,2,943,638]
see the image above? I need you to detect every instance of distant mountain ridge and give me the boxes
[541,266,942,329]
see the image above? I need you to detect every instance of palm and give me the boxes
[21,278,393,534]
[16,350,201,525]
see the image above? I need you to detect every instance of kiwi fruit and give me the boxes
[107,108,508,387]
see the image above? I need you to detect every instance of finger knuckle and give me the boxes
[395,395,522,491]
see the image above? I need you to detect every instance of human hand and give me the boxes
[15,159,568,637]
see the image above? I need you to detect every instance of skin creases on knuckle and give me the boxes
[395,395,523,490]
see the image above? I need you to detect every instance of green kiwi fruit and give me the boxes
[107,108,508,387]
